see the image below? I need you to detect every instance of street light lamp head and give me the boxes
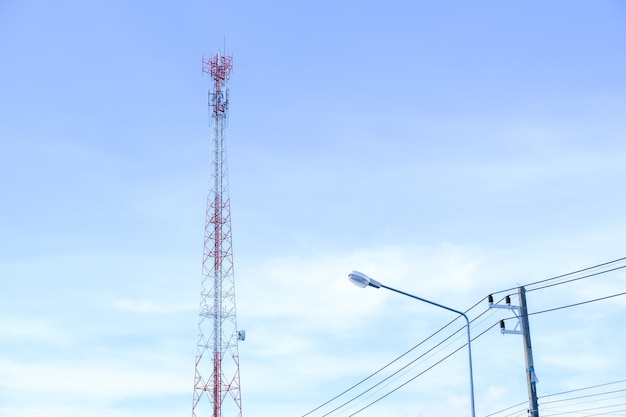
[348,270,382,289]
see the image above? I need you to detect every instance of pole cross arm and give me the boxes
[488,294,524,335]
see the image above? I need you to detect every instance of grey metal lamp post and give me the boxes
[348,270,476,417]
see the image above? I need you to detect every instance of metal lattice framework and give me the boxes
[193,50,243,417]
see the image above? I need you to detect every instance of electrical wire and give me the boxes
[319,323,470,417]
[300,310,470,417]
[527,292,626,316]
[538,381,626,416]
[540,380,626,400]
[541,393,626,413]
[542,390,626,406]
[526,256,626,289]
[343,322,500,417]
[489,256,626,297]
[500,406,533,417]
[302,294,513,417]
[312,321,499,417]
[301,296,496,417]
[527,265,626,293]
[499,291,626,324]
[540,401,626,416]
[337,309,503,417]
[484,400,528,417]
[305,257,626,417]
[486,380,626,417]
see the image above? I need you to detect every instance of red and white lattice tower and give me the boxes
[193,50,244,417]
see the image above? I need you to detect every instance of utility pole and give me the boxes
[489,287,539,417]
[519,286,539,417]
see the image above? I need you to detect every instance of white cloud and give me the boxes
[111,299,195,314]
[0,352,189,406]
[0,317,70,345]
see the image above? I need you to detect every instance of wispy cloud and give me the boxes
[111,299,195,314]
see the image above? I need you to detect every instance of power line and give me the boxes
[486,380,626,417]
[484,400,528,417]
[302,303,503,417]
[527,265,626,292]
[527,256,626,288]
[301,296,497,417]
[302,294,518,417]
[527,291,626,317]
[343,322,500,417]
[486,403,529,417]
[318,322,474,417]
[323,258,625,417]
[307,258,626,417]
[540,379,626,400]
[301,309,474,417]
[348,323,498,417]
[498,290,626,328]
[540,402,626,416]
[541,391,626,409]
[490,256,626,297]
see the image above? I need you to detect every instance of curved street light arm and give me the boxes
[348,271,476,417]
[379,283,475,417]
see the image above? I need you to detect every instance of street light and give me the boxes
[348,270,476,417]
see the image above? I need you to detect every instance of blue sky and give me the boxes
[1,1,626,416]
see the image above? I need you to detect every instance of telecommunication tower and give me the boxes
[192,49,244,417]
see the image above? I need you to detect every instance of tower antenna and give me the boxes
[193,48,244,417]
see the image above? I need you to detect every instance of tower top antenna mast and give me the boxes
[192,48,243,417]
